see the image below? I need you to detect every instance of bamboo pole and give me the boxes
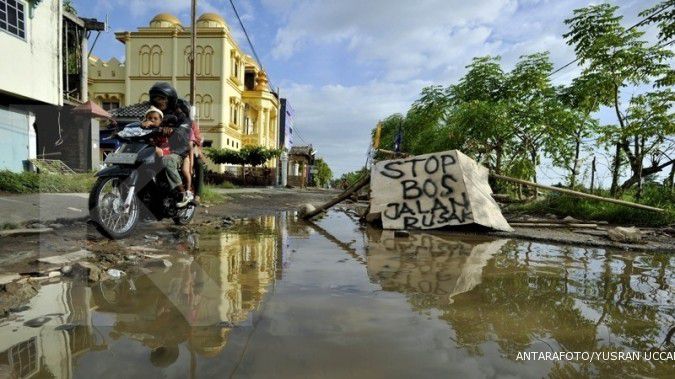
[302,173,371,220]
[490,173,664,213]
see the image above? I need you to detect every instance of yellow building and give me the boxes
[88,13,280,172]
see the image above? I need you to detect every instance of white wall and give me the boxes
[0,0,61,106]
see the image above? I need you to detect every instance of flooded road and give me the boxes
[1,212,673,378]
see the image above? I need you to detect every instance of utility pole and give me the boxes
[189,0,197,113]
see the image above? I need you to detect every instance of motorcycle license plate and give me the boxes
[105,152,137,164]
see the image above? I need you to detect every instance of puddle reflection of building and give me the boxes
[0,282,98,379]
[365,229,509,309]
[88,215,283,361]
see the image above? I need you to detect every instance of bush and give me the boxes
[200,185,226,204]
[0,170,96,193]
[507,185,675,227]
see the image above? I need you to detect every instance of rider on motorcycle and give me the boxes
[148,82,193,207]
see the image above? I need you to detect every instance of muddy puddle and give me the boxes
[0,212,673,378]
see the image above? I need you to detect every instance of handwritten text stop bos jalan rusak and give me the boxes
[378,153,472,229]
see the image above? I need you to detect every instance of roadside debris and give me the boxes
[37,249,94,265]
[70,261,106,282]
[0,227,54,238]
[144,258,172,269]
[23,316,51,328]
[298,204,316,217]
[107,268,125,279]
[1,277,41,316]
[608,226,642,243]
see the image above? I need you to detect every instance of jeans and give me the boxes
[162,153,183,190]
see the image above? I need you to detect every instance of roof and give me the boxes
[150,13,182,28]
[289,145,315,157]
[198,13,227,27]
[110,102,151,119]
[72,100,112,119]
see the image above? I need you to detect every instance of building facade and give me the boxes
[0,0,103,172]
[88,13,280,172]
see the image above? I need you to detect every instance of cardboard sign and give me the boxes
[370,150,512,231]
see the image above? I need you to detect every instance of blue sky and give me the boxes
[75,0,665,185]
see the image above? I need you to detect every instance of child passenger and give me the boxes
[141,106,170,158]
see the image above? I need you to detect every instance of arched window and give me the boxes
[202,95,213,119]
[203,46,214,76]
[139,45,151,75]
[150,45,162,75]
[184,46,192,76]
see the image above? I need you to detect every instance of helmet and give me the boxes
[149,82,178,109]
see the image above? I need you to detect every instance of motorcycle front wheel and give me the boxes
[89,176,140,239]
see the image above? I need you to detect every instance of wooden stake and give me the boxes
[490,173,664,213]
[302,173,371,220]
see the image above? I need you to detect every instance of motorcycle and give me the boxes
[89,121,197,239]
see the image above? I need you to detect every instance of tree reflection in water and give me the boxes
[365,228,674,377]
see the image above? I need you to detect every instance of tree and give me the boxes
[564,3,674,196]
[446,56,512,175]
[333,168,368,189]
[205,145,281,183]
[311,158,333,188]
[640,0,675,45]
[553,74,606,188]
[505,52,578,186]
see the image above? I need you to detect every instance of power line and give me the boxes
[548,4,672,79]
[228,0,277,92]
[292,124,309,145]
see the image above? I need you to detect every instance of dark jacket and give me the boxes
[162,107,191,157]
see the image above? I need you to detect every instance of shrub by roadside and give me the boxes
[506,185,675,227]
[200,185,227,204]
[0,170,96,194]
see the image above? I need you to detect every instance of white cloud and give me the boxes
[283,80,431,174]
[270,0,519,82]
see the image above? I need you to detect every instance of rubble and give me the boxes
[1,277,40,316]
[298,204,316,217]
[608,227,642,243]
[107,269,125,279]
[144,258,172,269]
[70,261,107,282]
[23,316,51,328]
[37,249,94,265]
[0,227,54,238]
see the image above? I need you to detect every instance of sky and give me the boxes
[74,0,666,186]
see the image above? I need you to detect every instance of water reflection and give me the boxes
[0,213,673,378]
[0,215,283,378]
[366,229,509,306]
[365,230,674,377]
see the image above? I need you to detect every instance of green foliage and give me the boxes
[563,3,674,194]
[205,145,281,167]
[200,185,226,204]
[311,158,333,187]
[639,0,675,46]
[371,2,674,194]
[333,168,368,189]
[0,170,96,193]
